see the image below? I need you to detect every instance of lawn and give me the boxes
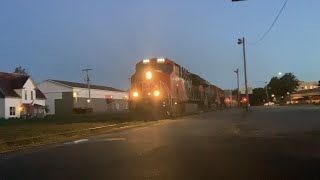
[0,111,156,153]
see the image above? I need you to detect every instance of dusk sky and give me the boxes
[1,0,319,90]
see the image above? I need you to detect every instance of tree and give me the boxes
[268,77,281,97]
[13,66,29,76]
[279,73,299,95]
[250,88,267,106]
[267,72,299,100]
[231,89,239,96]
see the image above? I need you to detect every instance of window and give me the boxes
[10,107,16,116]
[25,90,27,100]
[31,91,34,100]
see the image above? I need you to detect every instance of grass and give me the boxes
[0,111,158,153]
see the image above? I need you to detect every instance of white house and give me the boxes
[0,72,46,119]
[38,80,128,115]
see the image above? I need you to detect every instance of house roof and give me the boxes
[0,72,46,99]
[0,72,29,97]
[48,79,125,92]
[35,88,46,99]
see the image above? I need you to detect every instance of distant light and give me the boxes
[287,92,290,95]
[148,92,151,96]
[241,98,247,103]
[154,90,160,96]
[18,107,23,111]
[174,102,177,105]
[87,99,91,103]
[146,71,152,80]
[271,94,275,97]
[157,58,165,63]
[73,92,77,97]
[278,72,283,76]
[133,92,138,97]
[143,59,150,63]
[105,95,113,99]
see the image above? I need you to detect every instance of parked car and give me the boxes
[264,102,275,106]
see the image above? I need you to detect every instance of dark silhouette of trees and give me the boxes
[13,66,29,76]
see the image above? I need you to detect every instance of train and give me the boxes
[129,58,225,117]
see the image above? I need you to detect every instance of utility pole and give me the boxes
[234,69,240,107]
[82,69,92,107]
[265,82,269,103]
[238,37,249,111]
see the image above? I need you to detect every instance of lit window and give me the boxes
[10,107,16,116]
[143,59,150,63]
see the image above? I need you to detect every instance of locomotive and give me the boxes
[129,58,224,116]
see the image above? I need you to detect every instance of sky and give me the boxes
[1,0,320,90]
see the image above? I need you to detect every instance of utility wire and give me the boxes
[250,0,289,45]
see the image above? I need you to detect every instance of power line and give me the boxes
[250,0,289,45]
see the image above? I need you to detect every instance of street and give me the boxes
[1,106,320,179]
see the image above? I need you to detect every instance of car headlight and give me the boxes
[146,71,152,80]
[133,92,139,97]
[154,90,160,96]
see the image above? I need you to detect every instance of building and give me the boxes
[290,88,320,104]
[38,80,128,115]
[287,81,320,104]
[0,72,46,119]
[296,81,318,91]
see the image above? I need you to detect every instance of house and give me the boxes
[0,72,46,119]
[37,80,128,115]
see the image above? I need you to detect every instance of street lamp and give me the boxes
[287,92,292,104]
[237,37,249,111]
[265,82,269,103]
[234,69,240,107]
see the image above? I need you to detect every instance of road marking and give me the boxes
[74,139,89,144]
[64,139,89,145]
[101,137,126,142]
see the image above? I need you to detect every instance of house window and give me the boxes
[25,91,27,100]
[10,107,16,116]
[31,91,34,100]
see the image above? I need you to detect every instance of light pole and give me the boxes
[82,68,92,108]
[265,82,269,103]
[287,92,291,104]
[237,37,249,111]
[234,69,240,107]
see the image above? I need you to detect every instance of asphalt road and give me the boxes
[1,105,320,180]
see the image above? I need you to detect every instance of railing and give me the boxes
[160,80,172,108]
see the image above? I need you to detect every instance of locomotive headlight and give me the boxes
[146,71,152,80]
[154,90,160,97]
[133,92,139,97]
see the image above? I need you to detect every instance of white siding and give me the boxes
[4,98,21,119]
[73,88,127,99]
[0,98,5,118]
[37,80,72,115]
[21,78,37,104]
[38,80,128,114]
